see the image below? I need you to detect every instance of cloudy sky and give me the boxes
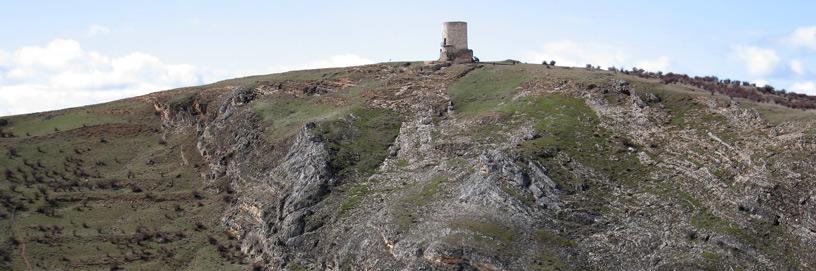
[1,1,815,116]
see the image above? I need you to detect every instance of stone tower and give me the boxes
[439,21,474,63]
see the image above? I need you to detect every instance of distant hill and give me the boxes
[1,61,815,270]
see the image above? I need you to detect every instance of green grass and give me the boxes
[702,251,720,261]
[444,220,519,259]
[288,262,308,271]
[691,209,740,235]
[443,217,524,260]
[447,65,651,215]
[528,229,572,270]
[676,191,702,210]
[339,182,370,214]
[516,94,650,193]
[534,229,574,248]
[0,98,243,270]
[251,77,385,141]
[658,93,705,128]
[679,193,742,238]
[643,82,738,130]
[315,107,402,178]
[744,100,816,125]
[253,95,349,140]
[447,67,530,116]
[450,218,515,243]
[2,101,149,137]
[395,159,409,168]
[684,197,800,268]
[394,175,448,230]
[499,181,536,205]
[402,175,447,206]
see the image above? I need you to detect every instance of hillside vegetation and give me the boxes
[1,61,815,270]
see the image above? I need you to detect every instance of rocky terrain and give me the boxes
[1,61,816,270]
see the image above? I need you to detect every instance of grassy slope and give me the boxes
[0,99,244,270]
[447,64,815,269]
[0,62,813,270]
[0,65,405,270]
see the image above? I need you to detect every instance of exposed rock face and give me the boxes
[229,124,335,265]
[150,63,816,270]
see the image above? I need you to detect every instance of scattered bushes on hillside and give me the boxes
[0,119,8,138]
[3,168,14,180]
[192,190,204,199]
[654,72,816,109]
[579,62,816,110]
[6,148,18,159]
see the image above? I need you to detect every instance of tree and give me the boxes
[549,60,556,66]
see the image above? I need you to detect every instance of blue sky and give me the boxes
[1,0,815,116]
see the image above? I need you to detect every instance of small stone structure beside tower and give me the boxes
[439,21,474,63]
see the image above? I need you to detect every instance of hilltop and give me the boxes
[1,61,816,270]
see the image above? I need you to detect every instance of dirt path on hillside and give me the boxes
[9,211,33,271]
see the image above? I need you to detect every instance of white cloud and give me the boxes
[0,49,7,66]
[787,26,816,50]
[236,54,375,77]
[791,81,816,95]
[87,25,111,36]
[0,39,375,116]
[522,41,627,68]
[732,45,780,76]
[12,39,83,71]
[635,56,671,72]
[521,41,670,72]
[0,39,214,116]
[790,59,805,75]
[286,54,374,71]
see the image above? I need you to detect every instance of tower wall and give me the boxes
[439,21,473,63]
[442,22,468,50]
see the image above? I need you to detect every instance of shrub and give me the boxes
[658,72,816,109]
[192,190,204,199]
[8,236,21,246]
[251,262,265,271]
[6,147,18,158]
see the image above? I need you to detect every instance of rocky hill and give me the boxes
[1,61,816,270]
